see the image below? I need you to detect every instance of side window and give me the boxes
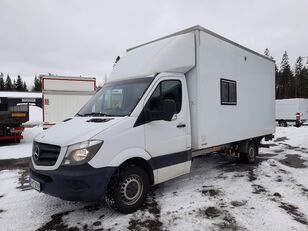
[220,79,237,105]
[147,80,182,113]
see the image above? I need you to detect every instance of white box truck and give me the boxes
[30,26,275,213]
[276,98,308,127]
[42,76,96,128]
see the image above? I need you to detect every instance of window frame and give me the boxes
[220,78,237,106]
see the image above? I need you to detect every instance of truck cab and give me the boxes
[30,72,191,214]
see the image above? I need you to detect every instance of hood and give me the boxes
[35,117,125,146]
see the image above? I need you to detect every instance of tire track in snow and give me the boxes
[248,161,308,226]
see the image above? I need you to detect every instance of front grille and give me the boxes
[33,142,61,166]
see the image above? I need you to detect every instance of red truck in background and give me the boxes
[0,104,29,143]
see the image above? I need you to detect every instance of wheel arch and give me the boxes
[119,157,154,185]
[108,148,154,185]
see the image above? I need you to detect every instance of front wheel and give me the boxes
[240,141,258,164]
[105,165,149,214]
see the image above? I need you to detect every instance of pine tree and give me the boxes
[5,74,13,91]
[0,72,4,91]
[294,57,304,98]
[275,64,279,99]
[302,66,308,98]
[33,75,42,92]
[23,81,28,92]
[15,75,24,91]
[279,51,294,98]
[12,79,17,91]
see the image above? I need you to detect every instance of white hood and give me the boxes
[35,117,125,146]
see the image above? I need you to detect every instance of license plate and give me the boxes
[30,178,41,192]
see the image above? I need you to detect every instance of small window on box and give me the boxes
[220,79,237,105]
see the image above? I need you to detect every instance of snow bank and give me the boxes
[23,106,43,127]
[0,127,43,160]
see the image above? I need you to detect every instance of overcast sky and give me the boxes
[0,0,307,87]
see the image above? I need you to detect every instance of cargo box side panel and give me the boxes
[299,99,308,121]
[276,99,300,121]
[44,94,92,123]
[195,31,275,149]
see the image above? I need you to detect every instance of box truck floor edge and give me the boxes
[29,25,275,214]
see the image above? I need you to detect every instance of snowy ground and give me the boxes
[0,126,43,160]
[0,126,308,231]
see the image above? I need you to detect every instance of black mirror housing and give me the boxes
[138,99,176,125]
[162,99,176,121]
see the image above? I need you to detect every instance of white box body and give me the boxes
[276,98,308,123]
[110,27,276,150]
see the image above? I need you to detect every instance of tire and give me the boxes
[14,139,20,143]
[105,165,149,214]
[295,121,301,127]
[281,120,287,127]
[240,141,258,164]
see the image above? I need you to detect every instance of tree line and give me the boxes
[264,49,308,99]
[0,73,42,92]
[0,73,28,92]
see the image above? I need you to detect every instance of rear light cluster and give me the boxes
[10,127,24,133]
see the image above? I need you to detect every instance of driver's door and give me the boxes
[143,77,190,183]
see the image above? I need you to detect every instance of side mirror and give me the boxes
[162,99,176,121]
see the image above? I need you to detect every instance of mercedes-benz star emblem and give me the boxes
[34,146,40,161]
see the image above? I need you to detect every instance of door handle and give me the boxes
[177,123,186,128]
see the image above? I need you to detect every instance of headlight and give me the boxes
[62,140,103,165]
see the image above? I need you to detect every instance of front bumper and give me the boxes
[29,161,116,202]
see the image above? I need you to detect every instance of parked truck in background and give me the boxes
[0,104,29,143]
[42,76,96,129]
[276,98,308,127]
[30,25,275,213]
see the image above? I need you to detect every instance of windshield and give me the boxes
[77,78,153,117]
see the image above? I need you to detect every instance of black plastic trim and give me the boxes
[148,150,191,170]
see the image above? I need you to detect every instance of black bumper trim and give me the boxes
[29,161,116,202]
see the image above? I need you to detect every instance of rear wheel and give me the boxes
[240,141,258,164]
[105,165,149,214]
[295,120,301,127]
[281,120,287,127]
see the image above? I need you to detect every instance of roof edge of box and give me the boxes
[127,25,275,63]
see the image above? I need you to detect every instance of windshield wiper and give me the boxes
[77,112,112,117]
